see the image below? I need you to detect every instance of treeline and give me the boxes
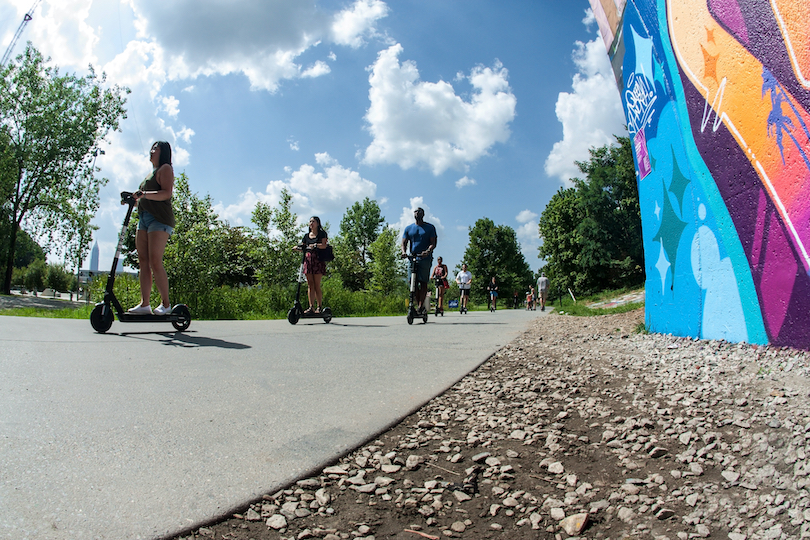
[538,136,643,298]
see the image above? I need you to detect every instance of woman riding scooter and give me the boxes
[293,216,329,314]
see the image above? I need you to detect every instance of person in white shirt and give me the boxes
[455,263,472,313]
[537,271,550,311]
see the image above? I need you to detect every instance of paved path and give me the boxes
[0,309,540,539]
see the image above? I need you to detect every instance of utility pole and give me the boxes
[1,0,42,68]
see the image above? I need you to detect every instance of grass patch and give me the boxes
[0,304,95,319]
[546,286,644,317]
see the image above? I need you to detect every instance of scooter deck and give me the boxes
[118,313,184,323]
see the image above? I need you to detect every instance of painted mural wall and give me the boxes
[588,0,810,349]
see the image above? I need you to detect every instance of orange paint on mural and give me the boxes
[668,0,810,267]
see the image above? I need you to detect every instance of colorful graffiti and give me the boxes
[589,0,810,349]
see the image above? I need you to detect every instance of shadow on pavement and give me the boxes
[115,330,251,349]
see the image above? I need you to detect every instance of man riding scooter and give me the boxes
[401,207,437,317]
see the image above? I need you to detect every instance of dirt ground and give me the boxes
[169,308,810,540]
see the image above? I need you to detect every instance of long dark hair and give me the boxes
[153,141,172,167]
[309,216,326,237]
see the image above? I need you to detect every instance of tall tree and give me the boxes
[461,218,533,304]
[252,188,304,286]
[537,136,643,295]
[333,198,385,291]
[0,44,128,294]
[537,187,582,295]
[368,227,406,294]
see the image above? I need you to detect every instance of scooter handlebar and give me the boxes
[120,191,137,206]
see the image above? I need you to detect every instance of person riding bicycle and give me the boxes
[401,207,437,315]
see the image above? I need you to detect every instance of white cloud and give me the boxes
[393,197,444,238]
[362,44,516,176]
[516,209,537,224]
[126,0,387,92]
[515,209,540,270]
[161,95,179,117]
[216,153,377,226]
[288,138,300,151]
[331,0,389,48]
[455,176,477,189]
[544,37,625,186]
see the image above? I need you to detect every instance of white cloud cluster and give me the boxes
[455,176,476,189]
[5,0,390,201]
[126,0,388,92]
[331,0,390,48]
[362,44,516,176]
[544,36,625,186]
[215,153,376,226]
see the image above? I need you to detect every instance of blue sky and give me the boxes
[1,0,625,276]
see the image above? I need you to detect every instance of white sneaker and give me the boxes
[153,304,171,316]
[127,304,152,315]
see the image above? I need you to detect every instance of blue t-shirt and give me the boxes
[403,221,437,260]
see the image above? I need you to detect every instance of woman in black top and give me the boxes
[295,216,328,314]
[130,141,175,316]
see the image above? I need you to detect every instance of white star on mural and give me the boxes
[655,241,671,292]
[654,200,661,220]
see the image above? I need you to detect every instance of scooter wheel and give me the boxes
[171,305,192,332]
[90,304,114,333]
[287,307,300,325]
[407,312,414,325]
[321,307,332,323]
[423,311,429,323]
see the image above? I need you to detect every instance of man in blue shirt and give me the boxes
[401,207,437,315]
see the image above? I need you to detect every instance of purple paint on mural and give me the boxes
[707,0,749,45]
[634,129,652,179]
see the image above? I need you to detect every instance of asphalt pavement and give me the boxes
[0,308,541,539]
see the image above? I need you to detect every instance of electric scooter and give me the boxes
[90,191,192,333]
[406,255,429,325]
[434,278,445,317]
[287,244,332,324]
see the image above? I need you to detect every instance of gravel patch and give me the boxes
[175,308,810,540]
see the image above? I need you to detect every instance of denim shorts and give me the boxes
[138,210,174,235]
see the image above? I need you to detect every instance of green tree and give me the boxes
[0,208,45,269]
[368,227,406,294]
[461,218,533,304]
[537,187,582,295]
[45,263,74,292]
[23,259,46,293]
[538,136,642,295]
[252,188,303,286]
[0,44,129,294]
[333,198,385,290]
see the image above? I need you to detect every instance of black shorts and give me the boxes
[460,288,470,297]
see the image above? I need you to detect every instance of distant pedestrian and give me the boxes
[537,272,549,311]
[487,276,498,312]
[513,290,519,309]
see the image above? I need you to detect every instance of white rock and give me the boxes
[548,461,564,474]
[617,506,634,522]
[266,514,287,529]
[559,513,588,536]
